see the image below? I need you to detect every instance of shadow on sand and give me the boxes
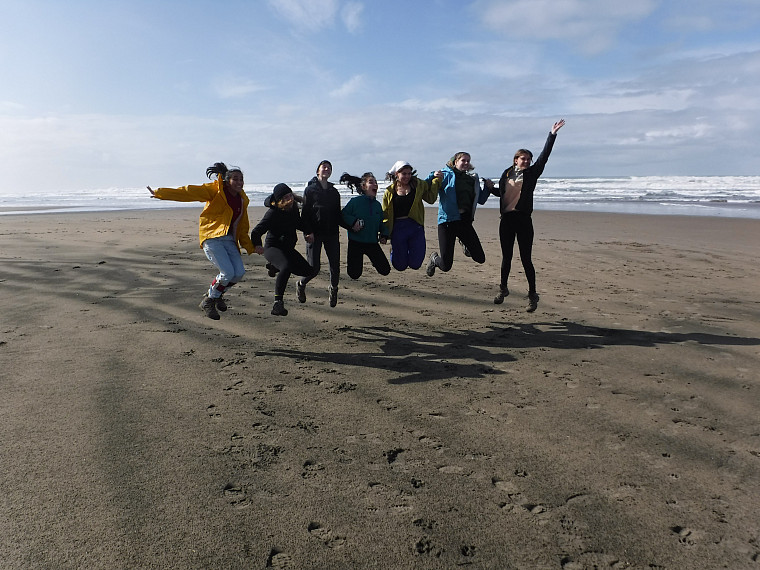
[258,321,760,384]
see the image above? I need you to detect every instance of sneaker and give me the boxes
[328,285,338,308]
[527,292,539,313]
[493,286,509,305]
[426,253,439,277]
[271,300,288,316]
[296,280,306,303]
[459,238,471,258]
[199,295,220,320]
[216,295,227,312]
[266,263,279,278]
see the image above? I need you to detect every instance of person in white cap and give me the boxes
[382,161,441,271]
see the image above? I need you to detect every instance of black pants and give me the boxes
[264,246,313,297]
[433,219,485,272]
[498,211,536,292]
[346,241,390,280]
[300,232,340,288]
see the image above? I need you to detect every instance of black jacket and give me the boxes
[494,132,557,215]
[302,177,349,236]
[250,205,311,251]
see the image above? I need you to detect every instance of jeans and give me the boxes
[202,235,246,298]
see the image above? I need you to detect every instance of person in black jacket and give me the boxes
[251,184,314,316]
[297,160,348,307]
[483,119,565,312]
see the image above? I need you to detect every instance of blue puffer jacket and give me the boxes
[427,166,490,224]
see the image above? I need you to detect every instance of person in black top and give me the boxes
[483,119,565,312]
[251,184,314,316]
[298,160,348,307]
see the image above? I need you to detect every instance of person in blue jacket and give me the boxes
[483,119,565,312]
[339,172,391,281]
[425,152,490,277]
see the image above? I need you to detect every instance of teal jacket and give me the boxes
[341,194,388,244]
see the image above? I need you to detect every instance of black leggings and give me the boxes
[264,246,313,297]
[433,220,485,272]
[498,211,536,292]
[346,241,390,280]
[300,232,340,288]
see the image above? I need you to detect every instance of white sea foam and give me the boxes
[2,176,759,218]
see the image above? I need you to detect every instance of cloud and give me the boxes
[341,2,364,33]
[330,75,365,98]
[267,0,339,29]
[474,0,657,53]
[214,80,266,99]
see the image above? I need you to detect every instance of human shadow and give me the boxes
[258,321,760,384]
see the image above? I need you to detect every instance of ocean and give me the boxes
[2,176,760,219]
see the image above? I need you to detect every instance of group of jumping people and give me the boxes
[147,119,565,319]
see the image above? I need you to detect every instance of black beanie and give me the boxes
[272,183,292,202]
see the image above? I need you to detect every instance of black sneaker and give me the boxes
[271,300,288,316]
[199,296,220,320]
[527,292,539,313]
[426,253,439,277]
[266,263,279,278]
[493,286,509,305]
[328,285,338,307]
[216,295,227,312]
[296,280,306,303]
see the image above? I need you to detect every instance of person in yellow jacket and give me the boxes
[147,162,254,320]
[382,161,441,271]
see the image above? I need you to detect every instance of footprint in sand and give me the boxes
[308,522,346,549]
[207,405,221,418]
[223,483,250,509]
[413,536,443,557]
[301,460,325,479]
[266,548,293,568]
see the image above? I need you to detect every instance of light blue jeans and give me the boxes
[202,235,246,298]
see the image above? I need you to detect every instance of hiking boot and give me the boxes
[199,295,220,320]
[266,263,279,277]
[296,280,306,303]
[271,300,288,316]
[328,285,338,308]
[493,286,509,305]
[216,295,227,312]
[459,238,471,258]
[527,292,539,313]
[426,252,439,277]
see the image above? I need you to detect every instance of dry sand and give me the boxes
[1,207,759,569]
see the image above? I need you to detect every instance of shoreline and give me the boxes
[3,199,760,219]
[1,207,759,567]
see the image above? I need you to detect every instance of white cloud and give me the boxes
[330,75,365,98]
[474,0,657,53]
[267,0,339,28]
[341,2,364,33]
[214,80,266,99]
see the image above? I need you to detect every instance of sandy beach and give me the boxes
[1,207,758,568]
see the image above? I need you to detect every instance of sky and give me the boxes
[1,0,759,194]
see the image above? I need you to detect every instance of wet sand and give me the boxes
[1,207,759,568]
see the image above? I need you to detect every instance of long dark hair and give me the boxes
[339,172,376,195]
[206,162,243,182]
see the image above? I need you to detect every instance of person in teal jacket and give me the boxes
[425,152,491,277]
[339,172,391,280]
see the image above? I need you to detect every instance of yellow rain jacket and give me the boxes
[153,177,255,254]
